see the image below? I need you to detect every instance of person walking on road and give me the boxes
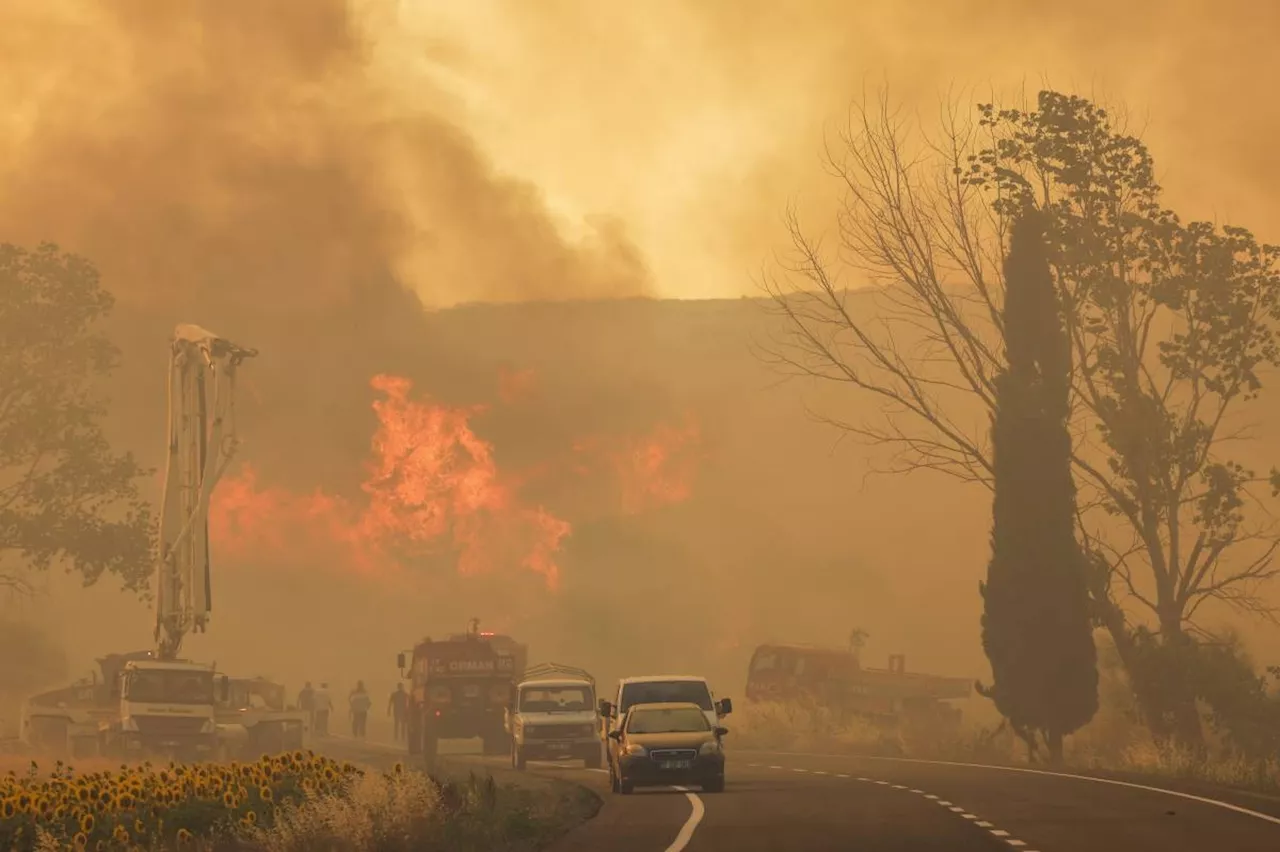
[388,683,409,743]
[297,682,315,731]
[312,683,333,737]
[349,681,372,740]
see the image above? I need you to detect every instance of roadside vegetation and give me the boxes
[733,635,1280,795]
[0,751,597,851]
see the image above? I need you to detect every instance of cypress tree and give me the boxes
[979,207,1098,764]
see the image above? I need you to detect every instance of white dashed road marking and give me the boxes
[755,763,1042,852]
[754,749,1280,827]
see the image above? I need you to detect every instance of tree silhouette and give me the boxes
[763,89,1280,747]
[0,243,153,593]
[978,208,1098,764]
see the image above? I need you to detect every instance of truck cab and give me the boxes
[506,663,600,770]
[598,676,733,742]
[101,658,222,761]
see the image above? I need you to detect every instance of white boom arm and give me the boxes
[154,324,257,660]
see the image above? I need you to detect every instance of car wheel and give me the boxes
[619,775,634,795]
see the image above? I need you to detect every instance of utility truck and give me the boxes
[506,663,600,770]
[24,326,304,761]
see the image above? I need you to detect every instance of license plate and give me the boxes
[660,760,692,770]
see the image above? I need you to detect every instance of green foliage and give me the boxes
[1129,631,1280,762]
[980,208,1098,752]
[0,243,153,593]
[967,93,1280,631]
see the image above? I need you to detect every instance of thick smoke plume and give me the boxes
[0,0,648,318]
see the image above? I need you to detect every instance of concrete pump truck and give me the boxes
[93,325,259,761]
[25,325,305,761]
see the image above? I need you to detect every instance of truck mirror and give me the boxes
[607,729,623,741]
[714,727,729,737]
[396,652,406,670]
[717,698,733,716]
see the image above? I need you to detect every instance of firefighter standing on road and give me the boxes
[297,682,315,731]
[349,681,372,740]
[388,683,408,743]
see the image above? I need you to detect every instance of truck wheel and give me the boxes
[511,743,527,771]
[583,746,602,770]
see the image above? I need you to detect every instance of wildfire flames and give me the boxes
[210,372,700,588]
[574,418,702,515]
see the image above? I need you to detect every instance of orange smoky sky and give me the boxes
[2,1,1276,312]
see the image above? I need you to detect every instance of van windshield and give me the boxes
[619,681,713,713]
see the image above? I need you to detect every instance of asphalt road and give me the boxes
[424,745,1280,852]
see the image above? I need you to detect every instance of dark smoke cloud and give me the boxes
[0,0,649,321]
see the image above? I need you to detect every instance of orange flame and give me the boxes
[210,374,571,588]
[497,365,538,404]
[573,416,703,515]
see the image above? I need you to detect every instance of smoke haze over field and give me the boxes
[3,0,1279,716]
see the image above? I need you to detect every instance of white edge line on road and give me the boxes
[743,750,1280,826]
[664,785,706,852]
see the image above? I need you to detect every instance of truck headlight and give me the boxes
[624,743,647,756]
[699,740,722,756]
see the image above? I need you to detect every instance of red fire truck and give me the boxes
[745,643,970,729]
[397,620,528,764]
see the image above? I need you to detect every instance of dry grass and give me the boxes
[730,699,1280,793]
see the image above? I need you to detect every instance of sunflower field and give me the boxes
[0,751,360,851]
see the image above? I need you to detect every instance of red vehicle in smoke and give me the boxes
[397,620,528,764]
[745,643,970,729]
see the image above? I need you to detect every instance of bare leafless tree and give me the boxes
[760,88,1280,744]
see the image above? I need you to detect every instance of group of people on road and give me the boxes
[294,681,411,743]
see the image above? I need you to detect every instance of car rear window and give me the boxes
[620,681,713,712]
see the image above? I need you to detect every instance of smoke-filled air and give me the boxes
[4,1,1280,849]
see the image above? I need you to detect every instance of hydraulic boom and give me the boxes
[154,325,257,661]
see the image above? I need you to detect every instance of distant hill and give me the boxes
[60,288,1279,695]
[82,291,991,693]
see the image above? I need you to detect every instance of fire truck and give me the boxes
[397,619,528,764]
[745,643,971,730]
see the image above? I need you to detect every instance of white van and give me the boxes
[598,675,733,738]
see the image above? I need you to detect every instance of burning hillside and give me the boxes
[210,370,701,588]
